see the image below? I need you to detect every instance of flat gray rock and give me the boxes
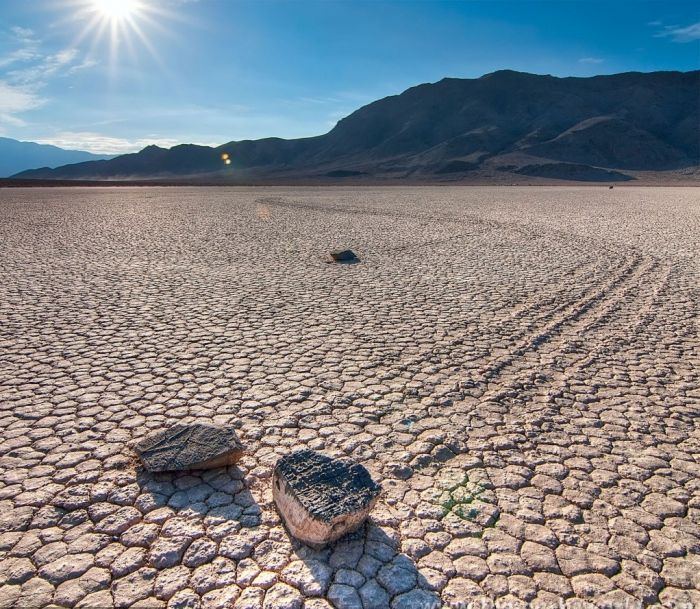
[273,450,381,547]
[134,423,244,472]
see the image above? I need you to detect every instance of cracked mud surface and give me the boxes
[0,186,698,609]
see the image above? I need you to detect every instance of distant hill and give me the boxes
[14,70,700,183]
[0,138,113,178]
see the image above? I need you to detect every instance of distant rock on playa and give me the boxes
[134,423,244,472]
[273,449,381,548]
[327,249,359,263]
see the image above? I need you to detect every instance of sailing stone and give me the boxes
[330,250,359,263]
[273,449,381,548]
[134,423,244,472]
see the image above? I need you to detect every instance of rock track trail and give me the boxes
[0,186,698,609]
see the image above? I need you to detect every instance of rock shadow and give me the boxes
[133,464,269,572]
[135,463,263,529]
[135,467,439,607]
[288,520,441,609]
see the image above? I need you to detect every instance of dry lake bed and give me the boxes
[0,186,699,609]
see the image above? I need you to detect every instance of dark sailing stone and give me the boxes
[330,250,359,263]
[273,449,381,547]
[134,423,244,472]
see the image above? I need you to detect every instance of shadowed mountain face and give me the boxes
[0,138,113,178]
[14,70,700,182]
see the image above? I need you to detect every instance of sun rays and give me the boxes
[64,0,179,78]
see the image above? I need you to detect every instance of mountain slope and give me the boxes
[0,138,113,177]
[14,70,700,182]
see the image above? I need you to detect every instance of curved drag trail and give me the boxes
[0,186,698,608]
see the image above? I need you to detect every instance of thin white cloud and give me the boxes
[11,26,36,41]
[0,25,98,126]
[0,25,40,68]
[8,48,82,84]
[0,82,43,113]
[578,57,604,65]
[0,81,45,127]
[0,113,32,128]
[35,131,216,155]
[298,96,342,105]
[654,21,700,43]
[0,48,40,69]
[67,58,98,75]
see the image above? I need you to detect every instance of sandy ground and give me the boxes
[0,186,698,609]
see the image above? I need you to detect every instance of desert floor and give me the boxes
[0,186,698,609]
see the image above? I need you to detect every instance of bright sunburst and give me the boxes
[92,0,141,21]
[67,0,172,74]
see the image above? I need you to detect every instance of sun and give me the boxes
[92,0,140,20]
[69,0,163,68]
[65,0,177,76]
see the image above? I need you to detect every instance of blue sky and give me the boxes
[0,0,698,154]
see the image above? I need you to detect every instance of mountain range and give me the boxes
[13,70,700,183]
[0,138,112,178]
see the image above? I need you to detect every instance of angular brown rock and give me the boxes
[133,424,244,472]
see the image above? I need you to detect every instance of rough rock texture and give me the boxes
[273,450,381,547]
[133,424,244,472]
[0,186,698,608]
